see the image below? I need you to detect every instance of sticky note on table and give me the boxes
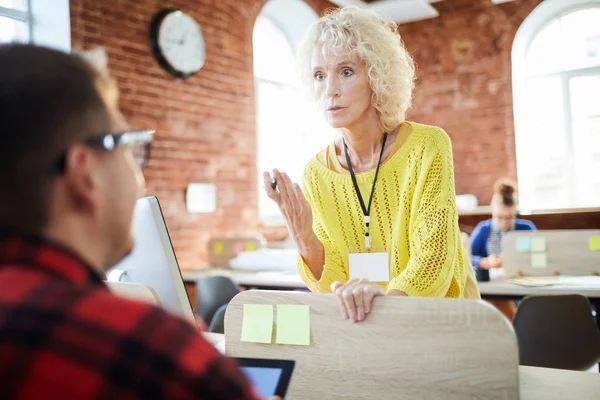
[531,253,548,268]
[516,237,531,252]
[241,304,273,343]
[531,237,546,252]
[213,242,224,255]
[589,235,600,251]
[275,304,310,346]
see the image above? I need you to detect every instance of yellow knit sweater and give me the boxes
[297,121,479,299]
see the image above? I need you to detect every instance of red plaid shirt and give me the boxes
[0,232,262,400]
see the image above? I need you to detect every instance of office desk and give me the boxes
[478,276,600,330]
[203,332,599,399]
[519,365,600,399]
[183,268,306,290]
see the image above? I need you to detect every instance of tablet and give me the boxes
[235,357,295,398]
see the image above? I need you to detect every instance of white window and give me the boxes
[254,0,335,225]
[0,0,70,50]
[0,0,30,43]
[513,0,600,210]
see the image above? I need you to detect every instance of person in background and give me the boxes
[470,179,536,319]
[0,44,275,400]
[264,6,480,324]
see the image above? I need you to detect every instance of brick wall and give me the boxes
[73,0,591,269]
[399,0,543,205]
[70,0,334,269]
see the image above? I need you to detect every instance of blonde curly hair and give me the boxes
[297,6,416,132]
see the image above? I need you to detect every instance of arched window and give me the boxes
[254,0,334,225]
[512,0,600,210]
[0,0,30,43]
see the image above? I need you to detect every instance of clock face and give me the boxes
[151,9,205,78]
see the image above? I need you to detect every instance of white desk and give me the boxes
[183,268,306,290]
[184,269,600,297]
[478,276,600,298]
[204,332,600,399]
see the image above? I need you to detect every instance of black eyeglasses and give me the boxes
[54,129,155,173]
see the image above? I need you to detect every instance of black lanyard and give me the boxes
[343,132,388,249]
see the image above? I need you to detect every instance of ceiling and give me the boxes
[328,0,516,25]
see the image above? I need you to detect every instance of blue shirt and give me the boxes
[469,218,537,268]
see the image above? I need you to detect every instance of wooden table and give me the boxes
[204,332,600,399]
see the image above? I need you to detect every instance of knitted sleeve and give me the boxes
[296,170,348,293]
[387,132,464,297]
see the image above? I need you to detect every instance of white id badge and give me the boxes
[347,246,390,282]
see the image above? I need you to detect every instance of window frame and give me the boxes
[512,0,600,211]
[0,0,70,51]
[0,1,32,42]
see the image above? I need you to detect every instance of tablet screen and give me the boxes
[240,366,283,397]
[234,357,295,398]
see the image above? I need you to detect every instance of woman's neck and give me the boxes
[338,118,398,173]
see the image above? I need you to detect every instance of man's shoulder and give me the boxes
[74,286,205,348]
[0,280,252,399]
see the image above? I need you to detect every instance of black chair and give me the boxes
[209,303,228,334]
[513,294,600,370]
[195,276,240,326]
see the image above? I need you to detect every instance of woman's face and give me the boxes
[311,43,374,130]
[492,204,516,232]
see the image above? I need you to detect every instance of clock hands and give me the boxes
[164,37,184,45]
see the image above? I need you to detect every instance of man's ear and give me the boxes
[62,145,100,214]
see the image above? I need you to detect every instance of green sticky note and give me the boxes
[275,304,310,346]
[531,237,546,252]
[531,253,548,268]
[241,304,273,344]
[516,237,531,252]
[589,235,600,251]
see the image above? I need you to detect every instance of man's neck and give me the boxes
[44,220,107,276]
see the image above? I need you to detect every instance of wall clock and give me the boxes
[149,8,206,78]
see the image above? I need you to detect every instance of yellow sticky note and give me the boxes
[531,253,548,268]
[531,237,546,252]
[241,304,273,344]
[213,242,224,255]
[589,235,600,251]
[275,304,310,346]
[244,242,257,252]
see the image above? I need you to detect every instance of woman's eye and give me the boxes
[314,72,324,81]
[342,68,354,77]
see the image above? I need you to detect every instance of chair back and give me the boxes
[225,290,519,399]
[513,294,600,370]
[196,275,240,323]
[209,303,228,334]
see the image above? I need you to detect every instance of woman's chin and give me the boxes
[325,117,349,129]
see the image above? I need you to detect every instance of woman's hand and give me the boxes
[263,169,313,244]
[331,279,385,322]
[480,255,502,269]
[263,169,325,279]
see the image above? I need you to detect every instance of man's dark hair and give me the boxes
[0,44,113,234]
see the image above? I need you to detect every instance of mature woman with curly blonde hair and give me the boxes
[264,6,480,322]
